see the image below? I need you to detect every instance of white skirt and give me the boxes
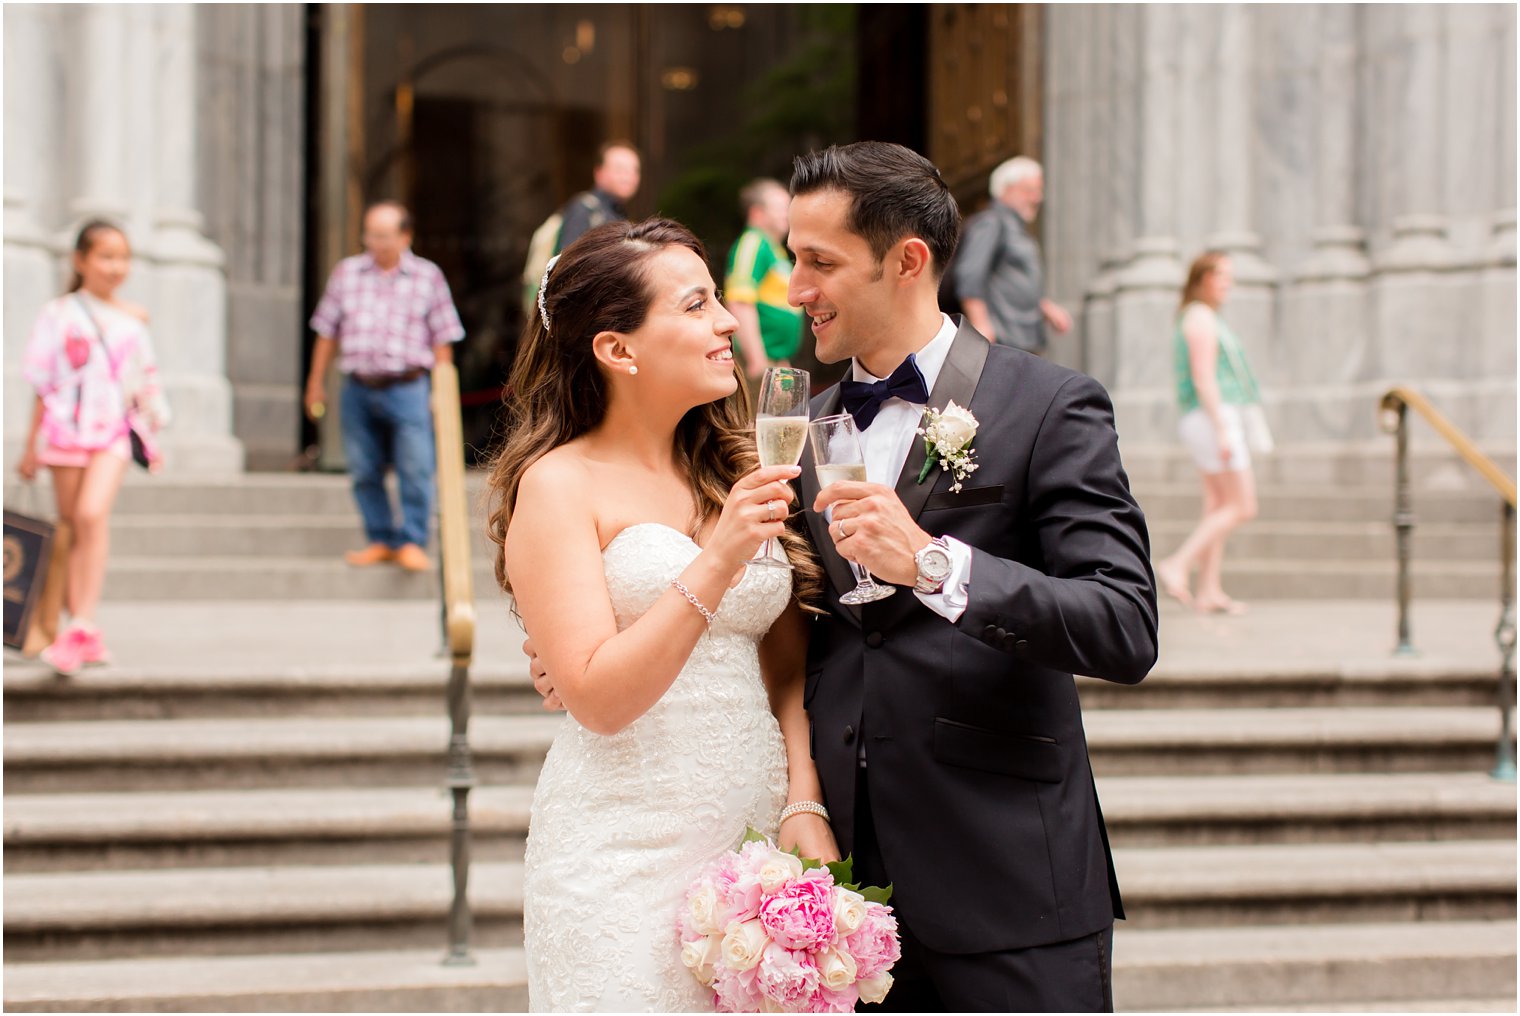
[1178,405,1252,474]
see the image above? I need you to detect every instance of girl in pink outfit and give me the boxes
[17,221,169,675]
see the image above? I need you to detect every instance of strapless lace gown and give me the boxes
[523,523,791,1012]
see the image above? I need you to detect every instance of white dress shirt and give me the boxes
[846,314,974,621]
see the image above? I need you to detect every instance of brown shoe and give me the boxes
[345,543,395,567]
[394,543,431,572]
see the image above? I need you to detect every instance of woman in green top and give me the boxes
[1155,251,1261,614]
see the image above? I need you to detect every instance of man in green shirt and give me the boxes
[725,178,804,381]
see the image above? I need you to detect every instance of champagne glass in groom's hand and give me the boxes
[809,413,895,605]
[751,367,810,569]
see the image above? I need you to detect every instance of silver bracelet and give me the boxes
[671,579,716,626]
[779,800,830,826]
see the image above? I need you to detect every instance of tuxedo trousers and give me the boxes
[853,766,1115,1013]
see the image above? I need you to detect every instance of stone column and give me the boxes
[146,4,242,472]
[1110,6,1184,442]
[1207,6,1277,390]
[1280,6,1374,441]
[3,5,65,448]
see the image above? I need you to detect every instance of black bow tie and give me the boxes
[839,355,931,430]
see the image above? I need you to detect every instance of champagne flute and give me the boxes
[809,413,896,605]
[751,367,811,569]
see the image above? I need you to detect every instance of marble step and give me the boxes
[5,843,1513,961]
[5,774,1513,875]
[6,921,1515,1012]
[6,655,1502,723]
[4,707,1508,795]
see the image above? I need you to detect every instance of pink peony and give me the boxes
[756,942,820,1009]
[712,962,764,1013]
[843,903,901,980]
[758,869,838,952]
[807,983,861,1013]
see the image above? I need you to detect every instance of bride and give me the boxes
[486,218,840,1012]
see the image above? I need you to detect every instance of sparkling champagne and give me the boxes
[815,462,867,486]
[756,416,809,467]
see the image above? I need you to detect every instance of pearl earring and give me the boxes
[629,365,639,376]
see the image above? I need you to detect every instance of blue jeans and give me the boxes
[340,374,435,549]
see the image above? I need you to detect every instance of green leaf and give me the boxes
[916,451,939,485]
[741,827,768,846]
[859,883,893,905]
[824,858,854,885]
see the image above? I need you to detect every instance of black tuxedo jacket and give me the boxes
[798,320,1158,955]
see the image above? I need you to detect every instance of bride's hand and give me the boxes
[706,464,801,566]
[523,637,565,711]
[778,812,841,864]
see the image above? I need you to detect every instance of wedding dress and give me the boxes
[523,523,791,1012]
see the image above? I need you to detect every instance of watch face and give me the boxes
[920,547,952,582]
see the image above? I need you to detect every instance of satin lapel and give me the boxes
[800,384,862,624]
[892,325,992,523]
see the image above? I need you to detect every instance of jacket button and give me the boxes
[1014,639,1029,652]
[983,625,999,640]
[843,725,856,744]
[865,631,884,648]
[994,626,1008,639]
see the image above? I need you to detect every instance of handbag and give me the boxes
[4,486,71,655]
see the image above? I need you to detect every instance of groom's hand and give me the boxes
[523,637,565,712]
[814,481,930,587]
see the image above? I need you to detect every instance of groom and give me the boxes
[788,142,1157,1011]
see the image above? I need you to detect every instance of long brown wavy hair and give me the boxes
[485,217,822,610]
[1179,249,1229,313]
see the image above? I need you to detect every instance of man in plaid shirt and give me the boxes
[305,201,465,572]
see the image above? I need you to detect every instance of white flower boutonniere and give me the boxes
[916,401,980,492]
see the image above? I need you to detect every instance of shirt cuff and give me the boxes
[913,535,973,622]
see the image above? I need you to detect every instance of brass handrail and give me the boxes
[431,362,478,963]
[1379,386,1515,781]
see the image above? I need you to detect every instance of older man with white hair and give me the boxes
[952,156,1072,354]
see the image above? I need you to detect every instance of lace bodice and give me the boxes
[523,523,791,1012]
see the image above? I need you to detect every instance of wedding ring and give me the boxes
[766,500,780,522]
[836,519,849,540]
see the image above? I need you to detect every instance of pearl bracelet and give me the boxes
[671,579,716,626]
[778,800,830,825]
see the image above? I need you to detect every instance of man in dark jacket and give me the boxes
[557,141,641,250]
[952,156,1072,355]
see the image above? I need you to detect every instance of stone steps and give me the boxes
[6,774,1512,875]
[5,653,1501,723]
[7,921,1515,1013]
[5,707,1507,795]
[5,842,1512,962]
[92,514,1503,562]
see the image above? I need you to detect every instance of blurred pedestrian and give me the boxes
[557,141,641,251]
[724,178,803,383]
[17,220,169,675]
[952,156,1071,354]
[1156,251,1264,614]
[304,200,465,573]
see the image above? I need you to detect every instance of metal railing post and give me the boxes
[431,363,478,966]
[1493,501,1516,783]
[1390,401,1417,656]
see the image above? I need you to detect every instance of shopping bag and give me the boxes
[5,509,69,653]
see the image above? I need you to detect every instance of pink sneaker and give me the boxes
[76,626,111,667]
[39,626,89,677]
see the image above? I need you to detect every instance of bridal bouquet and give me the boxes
[678,830,901,1012]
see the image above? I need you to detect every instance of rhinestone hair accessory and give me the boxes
[537,254,560,332]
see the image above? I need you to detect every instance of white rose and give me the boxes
[721,918,769,971]
[935,401,978,451]
[687,882,722,936]
[857,971,894,1005]
[817,947,858,991]
[757,849,804,895]
[681,933,723,985]
[831,888,868,936]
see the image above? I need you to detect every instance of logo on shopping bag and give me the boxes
[3,512,55,649]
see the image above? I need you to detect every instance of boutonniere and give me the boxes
[916,401,979,492]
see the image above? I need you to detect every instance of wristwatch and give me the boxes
[913,537,953,595]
